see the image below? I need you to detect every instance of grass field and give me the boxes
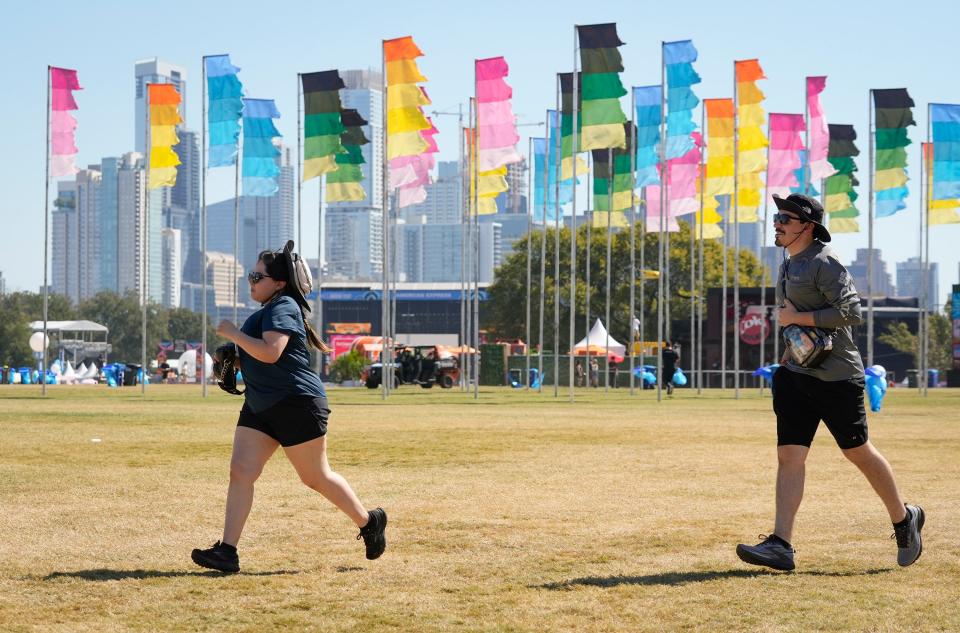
[1,384,958,632]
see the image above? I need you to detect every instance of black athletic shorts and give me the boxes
[772,367,868,449]
[237,395,329,447]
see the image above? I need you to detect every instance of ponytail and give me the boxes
[301,305,332,353]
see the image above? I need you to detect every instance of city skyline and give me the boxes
[4,0,960,308]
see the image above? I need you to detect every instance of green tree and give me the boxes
[327,350,367,383]
[167,307,219,350]
[486,219,762,352]
[0,292,76,366]
[879,308,955,374]
[77,291,168,363]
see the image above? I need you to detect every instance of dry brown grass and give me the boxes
[0,384,957,632]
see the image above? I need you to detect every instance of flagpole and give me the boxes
[640,186,645,382]
[42,66,51,397]
[918,135,926,396]
[472,83,481,399]
[232,129,241,326]
[867,89,875,367]
[721,183,729,391]
[457,103,467,391]
[553,75,561,398]
[689,172,696,393]
[733,68,743,399]
[605,148,613,392]
[584,150,592,388]
[465,109,474,392]
[200,59,210,397]
[923,107,931,396]
[569,30,579,401]
[317,176,325,376]
[629,89,638,396]
[657,43,666,402]
[760,115,771,394]
[297,73,306,373]
[381,43,389,399]
[142,84,151,396]
[525,136,533,389]
[538,108,549,393]
[696,103,706,394]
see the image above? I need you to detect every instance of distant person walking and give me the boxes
[589,358,599,388]
[660,341,679,395]
[735,194,924,572]
[191,242,387,573]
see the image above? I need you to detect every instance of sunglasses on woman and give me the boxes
[247,271,272,284]
[772,213,807,226]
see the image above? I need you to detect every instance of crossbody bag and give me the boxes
[780,258,835,368]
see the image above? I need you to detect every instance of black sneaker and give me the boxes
[892,504,925,567]
[357,508,387,560]
[736,534,795,571]
[191,541,240,573]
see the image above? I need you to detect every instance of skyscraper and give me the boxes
[325,70,384,279]
[848,248,896,297]
[897,256,939,311]
[161,228,182,308]
[75,167,103,301]
[134,59,187,153]
[169,129,201,283]
[115,152,163,303]
[51,181,78,302]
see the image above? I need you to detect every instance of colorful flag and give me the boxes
[633,85,662,188]
[593,122,635,226]
[790,150,820,197]
[701,98,734,239]
[559,72,585,180]
[50,67,81,178]
[824,123,860,233]
[735,59,768,222]
[533,111,584,223]
[644,133,702,233]
[663,40,701,160]
[147,83,182,189]
[326,108,369,202]
[924,142,960,225]
[576,23,628,150]
[806,76,835,182]
[474,56,521,214]
[766,113,805,198]
[385,36,434,208]
[929,103,960,200]
[301,70,345,181]
[872,88,914,218]
[205,55,243,168]
[241,98,281,196]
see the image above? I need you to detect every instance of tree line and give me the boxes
[0,291,220,367]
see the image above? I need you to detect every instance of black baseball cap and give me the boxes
[773,194,831,242]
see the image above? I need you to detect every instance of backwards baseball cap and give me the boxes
[772,193,831,242]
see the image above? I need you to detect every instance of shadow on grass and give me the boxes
[40,568,300,581]
[536,567,893,589]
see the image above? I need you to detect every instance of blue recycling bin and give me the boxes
[927,369,939,388]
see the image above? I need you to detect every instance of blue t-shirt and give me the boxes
[238,295,326,413]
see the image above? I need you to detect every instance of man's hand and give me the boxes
[217,320,240,341]
[778,299,817,338]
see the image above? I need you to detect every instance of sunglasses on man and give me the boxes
[772,213,809,226]
[247,271,272,284]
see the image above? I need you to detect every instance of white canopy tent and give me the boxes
[28,320,110,363]
[571,319,626,356]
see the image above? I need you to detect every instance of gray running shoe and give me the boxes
[892,504,925,567]
[736,534,795,571]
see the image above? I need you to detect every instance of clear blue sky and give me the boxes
[3,0,958,306]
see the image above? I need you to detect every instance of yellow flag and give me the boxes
[580,123,626,151]
[303,156,339,181]
[387,84,430,108]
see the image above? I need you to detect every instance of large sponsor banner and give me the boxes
[739,305,772,346]
[328,334,361,362]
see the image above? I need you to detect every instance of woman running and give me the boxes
[192,241,386,573]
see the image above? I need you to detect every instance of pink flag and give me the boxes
[477,79,512,102]
[49,67,81,178]
[767,114,805,195]
[475,56,509,83]
[806,76,836,181]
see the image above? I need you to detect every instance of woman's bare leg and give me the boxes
[284,436,368,527]
[222,426,279,546]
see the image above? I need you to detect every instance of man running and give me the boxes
[736,194,924,571]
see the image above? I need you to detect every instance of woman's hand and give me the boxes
[217,320,241,342]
